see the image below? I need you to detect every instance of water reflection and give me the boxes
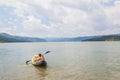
[34,66,48,80]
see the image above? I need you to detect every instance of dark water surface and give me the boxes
[0,42,120,80]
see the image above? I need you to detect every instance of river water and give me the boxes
[0,42,120,80]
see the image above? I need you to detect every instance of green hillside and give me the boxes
[0,39,4,43]
[0,33,120,42]
[0,33,46,42]
[83,35,120,41]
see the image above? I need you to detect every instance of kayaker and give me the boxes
[26,51,50,66]
[33,53,45,62]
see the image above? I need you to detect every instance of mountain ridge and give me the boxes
[0,33,46,42]
[0,33,120,42]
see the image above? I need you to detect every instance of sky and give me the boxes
[0,0,120,38]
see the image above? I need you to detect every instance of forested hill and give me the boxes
[0,33,120,42]
[0,33,46,42]
[82,35,120,41]
[45,34,120,42]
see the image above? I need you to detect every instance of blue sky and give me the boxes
[0,0,120,38]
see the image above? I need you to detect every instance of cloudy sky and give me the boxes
[0,0,120,38]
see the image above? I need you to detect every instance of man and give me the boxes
[33,53,45,62]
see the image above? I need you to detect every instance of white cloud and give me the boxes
[0,0,120,37]
[0,27,16,34]
[23,15,47,30]
[104,0,120,25]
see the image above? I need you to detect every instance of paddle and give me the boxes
[26,51,50,64]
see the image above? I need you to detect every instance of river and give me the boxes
[0,42,120,80]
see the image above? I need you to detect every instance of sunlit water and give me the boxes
[0,42,120,80]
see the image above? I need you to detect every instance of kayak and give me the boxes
[31,54,47,67]
[32,60,47,66]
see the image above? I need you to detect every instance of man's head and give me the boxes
[39,53,42,56]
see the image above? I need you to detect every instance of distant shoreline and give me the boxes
[0,33,120,42]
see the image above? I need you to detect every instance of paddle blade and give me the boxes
[45,51,50,54]
[26,60,31,65]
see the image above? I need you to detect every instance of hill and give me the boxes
[82,35,120,41]
[0,33,46,42]
[0,33,120,42]
[45,34,120,42]
[45,36,99,42]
